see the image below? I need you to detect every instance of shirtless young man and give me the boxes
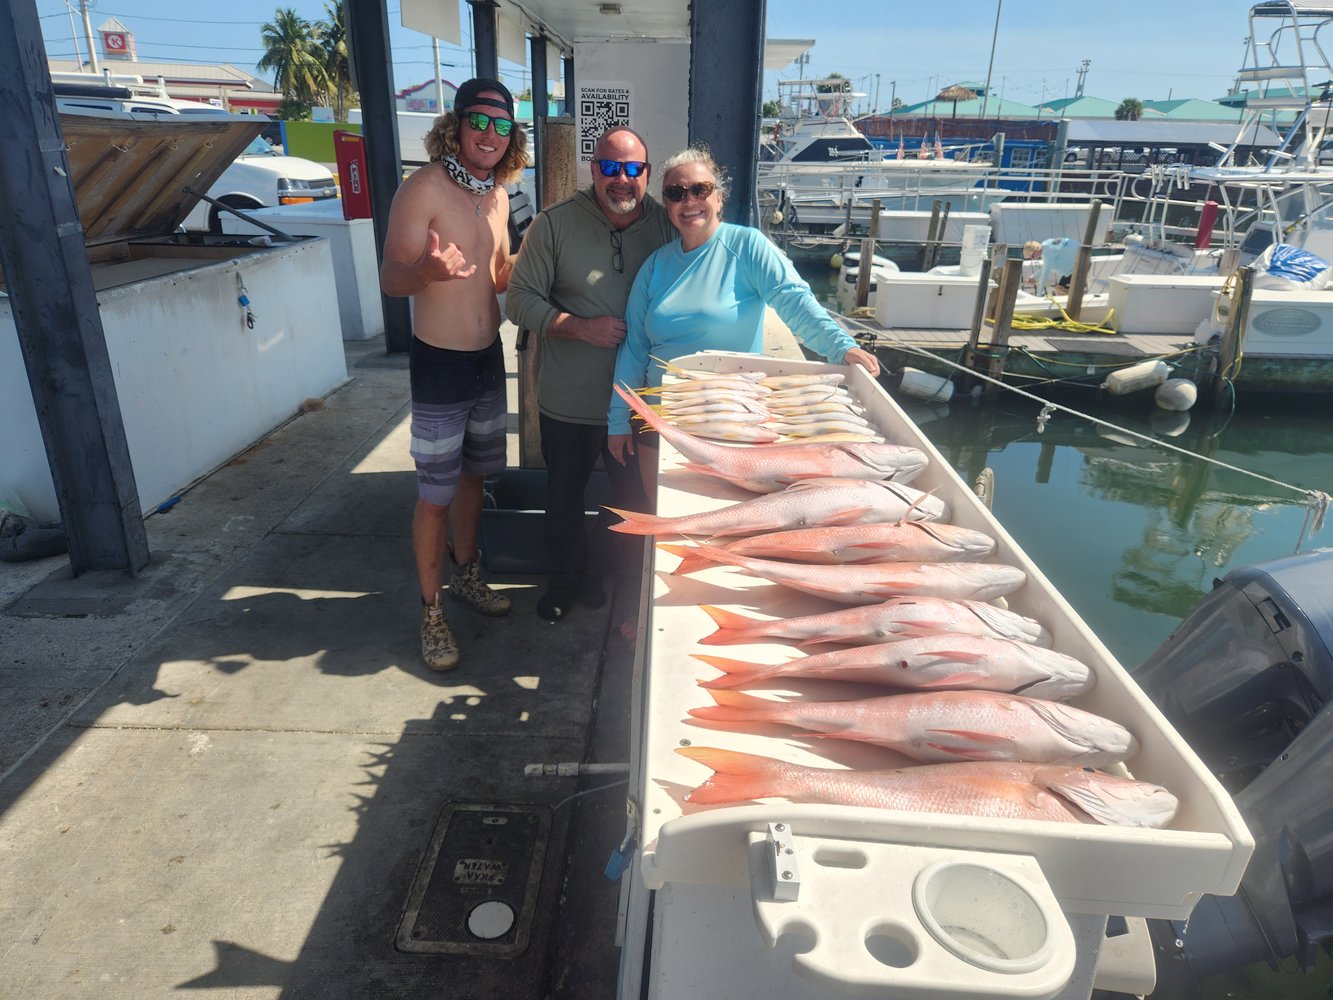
[380,78,528,671]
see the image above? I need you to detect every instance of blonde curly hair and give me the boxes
[424,111,529,187]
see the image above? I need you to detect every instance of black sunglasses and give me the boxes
[597,159,647,178]
[663,181,716,203]
[609,229,624,274]
[467,111,514,137]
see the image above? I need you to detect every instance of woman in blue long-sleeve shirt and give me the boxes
[605,144,880,496]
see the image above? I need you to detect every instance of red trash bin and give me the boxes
[333,130,372,220]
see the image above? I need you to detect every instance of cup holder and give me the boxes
[912,861,1054,975]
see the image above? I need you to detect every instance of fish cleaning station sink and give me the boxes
[616,352,1254,999]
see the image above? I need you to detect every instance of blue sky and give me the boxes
[36,0,1256,108]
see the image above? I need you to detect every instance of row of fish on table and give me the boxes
[642,365,884,444]
[612,371,1180,830]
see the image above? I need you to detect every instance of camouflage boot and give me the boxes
[420,593,460,671]
[449,549,511,616]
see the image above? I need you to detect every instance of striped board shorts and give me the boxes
[409,337,507,506]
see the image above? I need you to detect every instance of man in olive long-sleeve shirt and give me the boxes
[505,127,674,622]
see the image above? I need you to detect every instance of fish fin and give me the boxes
[924,744,1008,760]
[691,654,771,689]
[917,673,989,688]
[657,543,712,577]
[828,504,876,526]
[697,604,765,645]
[676,747,784,804]
[605,506,669,536]
[928,649,989,662]
[927,728,1014,744]
[687,689,779,723]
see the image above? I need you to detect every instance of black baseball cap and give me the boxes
[453,77,515,120]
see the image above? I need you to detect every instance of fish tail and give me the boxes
[657,542,715,576]
[613,383,670,434]
[692,653,775,689]
[605,507,671,536]
[687,688,779,723]
[697,605,766,645]
[676,746,786,804]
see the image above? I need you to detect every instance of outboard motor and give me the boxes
[1135,547,1333,989]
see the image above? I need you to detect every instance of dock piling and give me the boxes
[921,200,951,271]
[1064,199,1103,320]
[987,254,1024,381]
[854,199,882,309]
[1214,265,1253,410]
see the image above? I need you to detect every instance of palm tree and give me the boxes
[317,1,356,121]
[258,8,328,112]
[1115,97,1144,121]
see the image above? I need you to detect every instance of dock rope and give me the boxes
[842,314,1332,539]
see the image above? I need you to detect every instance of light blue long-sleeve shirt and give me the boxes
[606,222,859,436]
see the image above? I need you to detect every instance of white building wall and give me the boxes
[1,239,347,524]
[571,40,691,197]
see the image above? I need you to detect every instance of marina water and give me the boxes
[798,260,1331,670]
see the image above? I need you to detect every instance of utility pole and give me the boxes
[874,72,881,114]
[980,0,1002,119]
[78,0,98,74]
[1075,58,1090,98]
[64,2,83,68]
[890,79,896,112]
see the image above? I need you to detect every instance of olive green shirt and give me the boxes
[505,188,675,424]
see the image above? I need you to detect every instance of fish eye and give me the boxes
[899,660,910,670]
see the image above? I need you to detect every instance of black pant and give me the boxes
[539,413,646,589]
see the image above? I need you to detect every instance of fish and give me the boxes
[672,421,781,443]
[761,373,846,389]
[689,689,1136,766]
[780,421,882,440]
[769,399,867,416]
[610,480,944,540]
[692,631,1092,699]
[697,597,1051,648]
[643,376,770,397]
[668,366,768,383]
[661,543,1023,605]
[677,748,1178,828]
[670,411,769,426]
[613,384,928,492]
[660,397,770,417]
[719,521,997,564]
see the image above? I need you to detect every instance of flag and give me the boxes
[916,140,928,159]
[934,135,945,159]
[897,137,905,160]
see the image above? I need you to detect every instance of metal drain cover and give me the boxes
[396,803,551,956]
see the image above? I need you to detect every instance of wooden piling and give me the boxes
[1215,265,1253,410]
[987,256,1024,381]
[1064,199,1103,320]
[923,201,951,271]
[920,200,943,270]
[854,199,882,309]
[963,253,994,382]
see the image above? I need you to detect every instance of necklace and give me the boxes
[440,153,494,219]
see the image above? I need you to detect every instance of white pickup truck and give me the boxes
[54,88,338,231]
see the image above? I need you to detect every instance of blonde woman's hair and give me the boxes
[424,111,529,187]
[660,142,729,203]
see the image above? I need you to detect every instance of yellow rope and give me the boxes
[1009,297,1119,335]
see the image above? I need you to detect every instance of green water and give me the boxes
[798,259,1331,669]
[907,389,1331,669]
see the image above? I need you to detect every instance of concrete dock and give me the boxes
[0,316,805,999]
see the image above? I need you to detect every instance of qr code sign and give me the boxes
[577,83,631,160]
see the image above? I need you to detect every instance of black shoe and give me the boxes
[578,573,608,608]
[537,583,577,623]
